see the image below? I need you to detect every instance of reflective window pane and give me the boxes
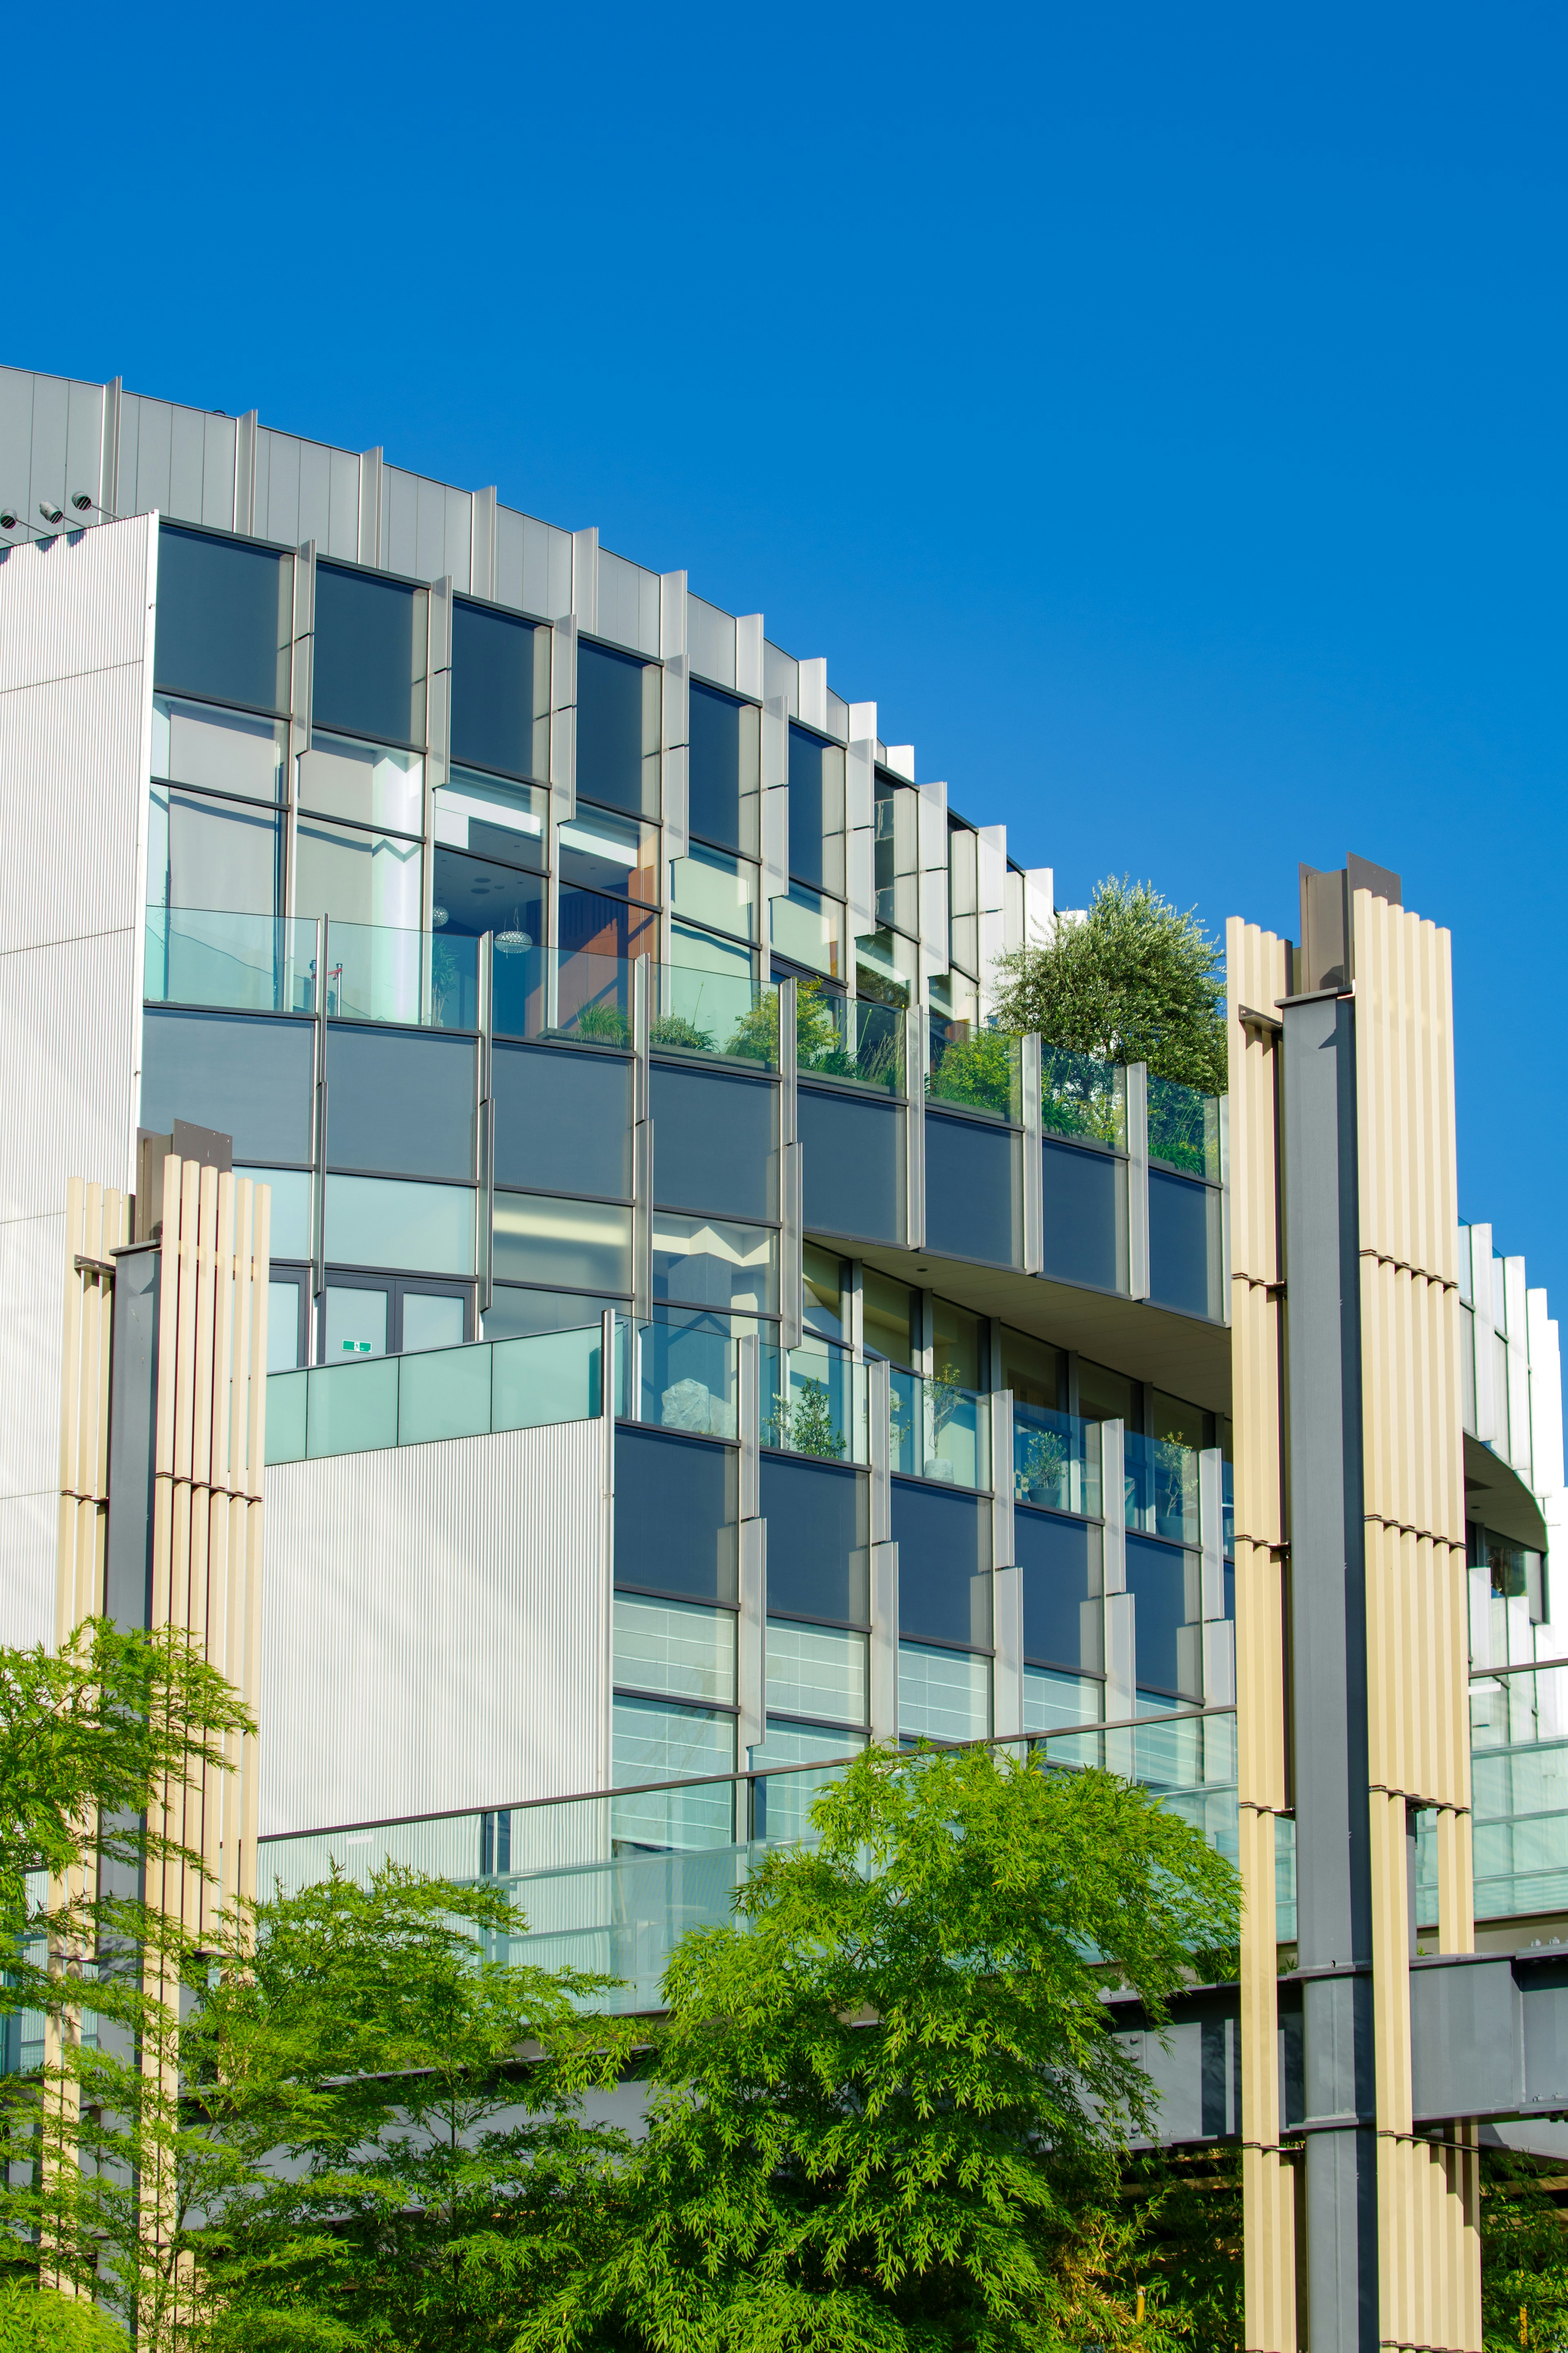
[787,723,835,889]
[614,1425,738,1605]
[402,1291,466,1353]
[239,1167,313,1259]
[576,641,659,817]
[559,883,656,963]
[298,732,423,834]
[688,681,759,856]
[154,526,290,713]
[267,1276,306,1372]
[451,600,549,780]
[484,1285,625,1338]
[312,564,426,746]
[493,1043,631,1199]
[493,1193,632,1292]
[434,769,546,869]
[898,1642,991,1743]
[612,1694,734,1786]
[324,1176,475,1276]
[147,787,280,918]
[294,816,422,930]
[802,1242,844,1341]
[559,806,659,904]
[152,696,285,803]
[432,852,543,947]
[770,881,843,979]
[670,844,756,942]
[766,1621,868,1726]
[862,1268,915,1370]
[324,1285,389,1358]
[652,1213,776,1314]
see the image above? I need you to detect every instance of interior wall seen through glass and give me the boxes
[802,1243,845,1341]
[293,816,422,930]
[688,681,759,856]
[147,787,280,917]
[312,564,426,747]
[298,733,423,834]
[154,525,291,714]
[153,696,284,803]
[325,1026,476,1182]
[862,1267,915,1370]
[575,641,659,817]
[931,1296,982,1392]
[1076,1357,1136,1425]
[1152,1390,1211,1451]
[493,1192,632,1292]
[450,601,549,781]
[492,1042,631,1200]
[1000,1327,1065,1412]
[559,807,659,904]
[559,884,656,966]
[434,770,546,869]
[483,1285,627,1340]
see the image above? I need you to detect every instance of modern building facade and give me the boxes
[3,361,1567,2350]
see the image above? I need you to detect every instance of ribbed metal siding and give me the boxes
[117,397,236,530]
[259,1417,610,1835]
[381,468,473,589]
[252,430,361,558]
[0,367,107,538]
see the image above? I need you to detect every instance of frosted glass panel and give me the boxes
[897,1641,990,1743]
[614,1597,736,1705]
[765,1622,868,1726]
[239,1167,312,1260]
[325,1177,475,1276]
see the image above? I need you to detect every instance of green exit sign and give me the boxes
[342,1340,372,1355]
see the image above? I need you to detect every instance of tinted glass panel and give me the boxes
[926,1114,1018,1267]
[141,1009,313,1162]
[451,602,540,778]
[323,1177,474,1276]
[1126,1534,1201,1699]
[787,724,825,888]
[493,1042,631,1198]
[893,1479,990,1646]
[313,564,421,745]
[1041,1137,1122,1290]
[650,1065,775,1220]
[154,526,287,712]
[325,1026,476,1180]
[433,853,544,946]
[798,1087,902,1245]
[1149,1171,1215,1319]
[653,1214,776,1312]
[688,680,746,854]
[577,642,654,816]
[759,1455,869,1624]
[485,1285,623,1337]
[614,1426,737,1603]
[1017,1508,1102,1672]
[493,1193,632,1291]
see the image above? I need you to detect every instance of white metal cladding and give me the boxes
[115,397,236,532]
[251,431,361,558]
[259,1417,611,1836]
[0,1493,55,1650]
[494,506,572,618]
[0,368,107,533]
[597,549,660,656]
[382,466,473,589]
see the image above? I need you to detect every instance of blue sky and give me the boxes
[13,0,1565,1304]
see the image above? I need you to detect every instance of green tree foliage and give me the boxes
[992,877,1227,1095]
[1479,2149,1568,2351]
[518,1741,1239,2353]
[188,1866,635,2353]
[0,2284,128,2353]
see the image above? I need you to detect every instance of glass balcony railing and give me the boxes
[145,906,318,1015]
[762,1342,870,1464]
[927,1017,1020,1121]
[888,1368,989,1489]
[330,918,481,1030]
[1124,1427,1200,1547]
[1147,1075,1222,1182]
[1039,1044,1126,1149]
[1013,1402,1101,1517]
[632,1317,739,1438]
[492,946,633,1048]
[795,984,904,1095]
[266,1321,614,1465]
[255,1706,1238,2017]
[653,962,779,1071]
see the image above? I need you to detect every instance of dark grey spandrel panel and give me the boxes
[925,1113,1018,1267]
[651,1064,776,1220]
[799,1087,902,1245]
[141,1009,314,1164]
[155,526,286,712]
[893,1479,991,1647]
[1040,1137,1120,1290]
[1126,1533,1201,1698]
[313,564,420,744]
[325,1026,476,1181]
[493,1042,631,1199]
[452,603,538,778]
[1149,1169,1213,1318]
[688,680,744,853]
[787,725,825,887]
[615,1426,737,1604]
[1017,1506,1102,1672]
[759,1454,869,1623]
[577,641,646,815]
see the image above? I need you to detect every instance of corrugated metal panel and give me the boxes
[687,593,736,688]
[0,511,153,693]
[252,431,361,556]
[120,394,234,526]
[495,507,572,618]
[0,929,140,1218]
[0,1211,65,1504]
[381,468,474,587]
[0,667,147,950]
[599,550,660,657]
[0,369,107,529]
[259,1416,610,1835]
[0,1491,56,1650]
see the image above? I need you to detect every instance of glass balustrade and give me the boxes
[1147,1075,1222,1181]
[1039,1044,1126,1149]
[653,961,779,1071]
[328,918,480,1030]
[145,906,318,1015]
[1124,1427,1200,1546]
[266,1320,619,1465]
[492,945,633,1047]
[762,1343,869,1464]
[888,1367,989,1489]
[795,984,904,1094]
[1012,1401,1101,1516]
[927,1017,1020,1121]
[633,1318,739,1439]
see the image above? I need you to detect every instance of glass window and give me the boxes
[1078,1359,1136,1424]
[855,929,914,1004]
[650,1063,775,1221]
[614,1596,736,1706]
[898,1642,991,1744]
[653,1213,776,1314]
[670,921,753,986]
[152,696,285,803]
[403,1292,466,1353]
[493,1193,632,1292]
[298,732,423,834]
[1000,1327,1065,1413]
[434,769,547,868]
[670,844,756,942]
[770,882,843,979]
[765,1621,867,1727]
[154,525,290,713]
[484,1285,624,1339]
[1022,1668,1102,1754]
[932,1297,982,1392]
[451,600,549,781]
[1126,1535,1202,1700]
[1041,1137,1125,1291]
[294,815,423,930]
[802,1243,844,1341]
[612,1694,734,1786]
[559,884,656,964]
[238,1167,312,1260]
[614,1426,738,1604]
[493,1042,631,1199]
[147,787,280,917]
[787,724,844,891]
[688,681,760,855]
[559,806,659,904]
[432,854,544,947]
[267,1274,306,1372]
[324,1175,475,1276]
[312,564,426,747]
[640,1308,738,1438]
[1153,1391,1210,1451]
[862,1268,915,1370]
[576,641,659,817]
[1018,1510,1101,1671]
[141,1010,314,1164]
[325,1027,477,1182]
[324,1283,389,1358]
